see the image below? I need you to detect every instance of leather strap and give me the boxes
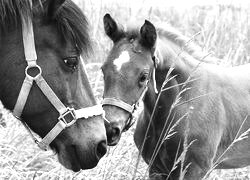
[102,98,134,114]
[21,13,37,66]
[37,120,66,150]
[74,104,104,119]
[138,86,148,103]
[13,76,33,118]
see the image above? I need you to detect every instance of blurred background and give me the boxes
[1,0,250,179]
[78,0,250,66]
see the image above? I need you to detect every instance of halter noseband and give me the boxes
[102,86,148,131]
[12,15,103,151]
[102,55,158,131]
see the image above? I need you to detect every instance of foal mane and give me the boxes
[156,24,218,63]
[123,22,217,65]
[0,0,91,55]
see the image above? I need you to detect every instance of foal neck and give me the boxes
[158,37,206,85]
[143,44,204,118]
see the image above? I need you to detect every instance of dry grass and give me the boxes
[1,0,250,179]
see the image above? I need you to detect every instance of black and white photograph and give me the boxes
[1,0,250,179]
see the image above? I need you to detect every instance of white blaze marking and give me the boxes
[113,51,130,71]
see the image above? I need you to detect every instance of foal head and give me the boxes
[102,14,157,145]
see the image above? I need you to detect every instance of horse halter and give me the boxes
[102,56,158,131]
[12,15,104,151]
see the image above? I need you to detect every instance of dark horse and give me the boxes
[0,0,107,172]
[102,14,250,179]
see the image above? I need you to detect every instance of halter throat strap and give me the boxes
[12,15,103,151]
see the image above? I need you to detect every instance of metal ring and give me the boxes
[25,64,42,80]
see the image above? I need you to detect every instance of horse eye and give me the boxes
[63,56,79,70]
[139,73,148,83]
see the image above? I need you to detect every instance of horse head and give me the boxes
[0,0,107,171]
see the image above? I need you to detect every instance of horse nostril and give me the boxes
[106,125,121,146]
[96,140,107,159]
[110,127,121,142]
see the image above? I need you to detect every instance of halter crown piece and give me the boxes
[12,13,104,151]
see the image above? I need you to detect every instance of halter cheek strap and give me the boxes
[13,15,103,151]
[152,56,159,94]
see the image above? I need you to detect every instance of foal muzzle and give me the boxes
[102,86,148,131]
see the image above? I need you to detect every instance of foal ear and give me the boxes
[103,13,124,42]
[140,20,157,50]
[47,0,66,18]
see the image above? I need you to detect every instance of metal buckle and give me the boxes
[58,108,76,127]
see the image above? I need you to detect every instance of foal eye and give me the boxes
[139,73,148,84]
[63,56,79,70]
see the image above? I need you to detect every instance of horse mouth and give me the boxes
[70,146,82,172]
[74,145,99,170]
[57,144,99,171]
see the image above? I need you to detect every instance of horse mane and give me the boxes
[53,0,92,55]
[0,0,33,30]
[0,0,91,55]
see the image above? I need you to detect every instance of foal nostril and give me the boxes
[96,140,107,159]
[108,127,121,143]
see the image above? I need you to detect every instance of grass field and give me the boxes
[1,0,250,179]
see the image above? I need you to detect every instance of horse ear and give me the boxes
[47,0,66,18]
[103,13,124,42]
[140,20,157,50]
